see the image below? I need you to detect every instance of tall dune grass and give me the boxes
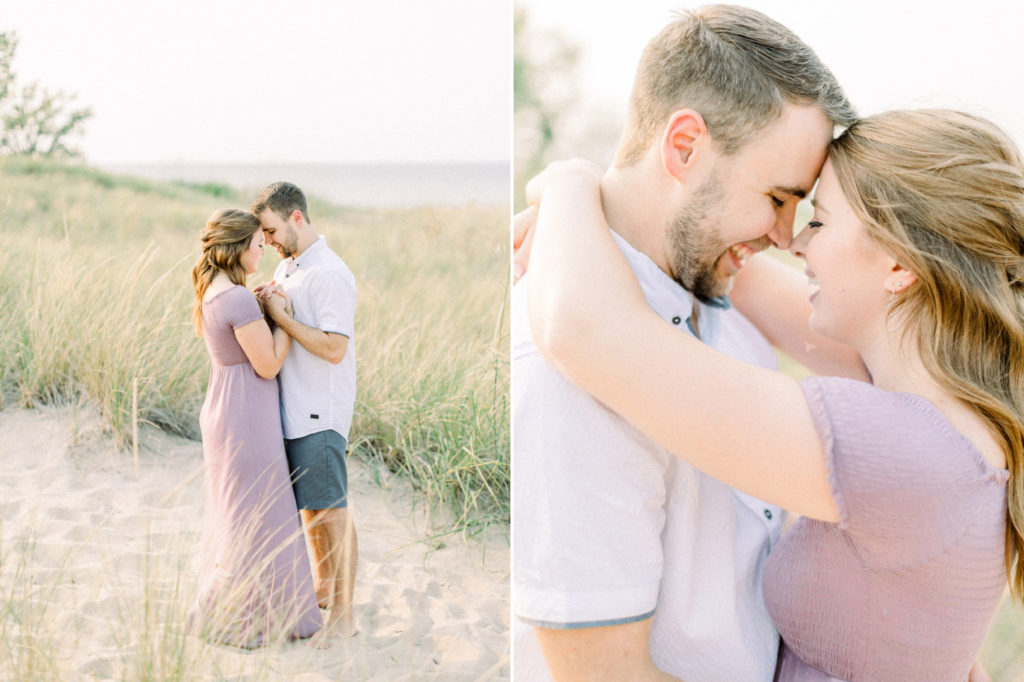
[0,157,509,530]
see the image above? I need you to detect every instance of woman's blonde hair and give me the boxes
[829,109,1024,599]
[191,208,261,335]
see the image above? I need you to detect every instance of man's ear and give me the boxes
[290,209,304,227]
[661,109,709,183]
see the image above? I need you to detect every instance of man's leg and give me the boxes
[303,506,358,642]
[286,430,357,645]
[302,506,358,613]
[302,509,334,608]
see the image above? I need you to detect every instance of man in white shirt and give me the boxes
[252,181,358,645]
[512,6,856,680]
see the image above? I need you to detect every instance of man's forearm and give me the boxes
[272,313,348,364]
[535,620,684,682]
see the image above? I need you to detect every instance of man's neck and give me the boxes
[601,164,674,277]
[292,227,320,259]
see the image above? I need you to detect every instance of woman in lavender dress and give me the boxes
[522,110,1023,681]
[187,208,321,647]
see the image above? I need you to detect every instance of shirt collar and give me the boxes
[611,231,729,344]
[287,235,327,271]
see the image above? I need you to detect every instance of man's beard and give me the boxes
[667,173,729,303]
[279,228,299,258]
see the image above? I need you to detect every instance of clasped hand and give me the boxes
[254,282,294,319]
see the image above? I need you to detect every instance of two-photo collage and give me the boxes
[2,0,1024,680]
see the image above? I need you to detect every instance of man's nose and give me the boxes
[767,208,796,250]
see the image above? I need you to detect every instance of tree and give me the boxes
[0,32,92,158]
[514,7,580,212]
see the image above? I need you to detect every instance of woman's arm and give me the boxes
[234,294,292,379]
[526,166,839,521]
[730,253,869,380]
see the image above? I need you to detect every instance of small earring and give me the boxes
[887,281,903,332]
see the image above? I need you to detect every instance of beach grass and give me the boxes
[0,404,510,682]
[0,156,509,531]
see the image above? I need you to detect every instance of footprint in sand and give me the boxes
[45,505,74,521]
[78,657,115,679]
[2,501,20,521]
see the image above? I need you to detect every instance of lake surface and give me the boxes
[101,162,509,209]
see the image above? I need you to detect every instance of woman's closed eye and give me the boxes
[807,220,823,229]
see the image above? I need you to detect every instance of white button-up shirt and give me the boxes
[512,232,784,681]
[274,236,357,440]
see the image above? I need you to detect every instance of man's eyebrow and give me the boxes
[773,185,807,199]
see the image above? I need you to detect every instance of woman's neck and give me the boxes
[859,327,937,396]
[861,328,1006,468]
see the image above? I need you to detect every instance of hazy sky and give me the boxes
[519,0,1024,153]
[3,0,510,164]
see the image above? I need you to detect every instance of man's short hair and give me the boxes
[617,4,857,165]
[251,181,311,223]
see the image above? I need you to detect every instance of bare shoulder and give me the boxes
[203,277,246,304]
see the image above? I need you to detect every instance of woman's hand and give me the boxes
[513,205,538,283]
[514,159,603,283]
[524,158,603,206]
[264,288,293,320]
[968,659,992,682]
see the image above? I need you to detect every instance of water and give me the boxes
[100,162,509,209]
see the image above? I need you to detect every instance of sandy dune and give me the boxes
[0,406,509,680]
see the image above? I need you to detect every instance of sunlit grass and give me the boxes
[0,157,509,530]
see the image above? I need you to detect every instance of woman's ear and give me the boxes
[885,264,917,293]
[661,109,709,183]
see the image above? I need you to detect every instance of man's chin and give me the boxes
[691,275,733,304]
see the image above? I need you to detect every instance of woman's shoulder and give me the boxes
[801,375,1005,482]
[204,284,253,306]
[800,376,905,424]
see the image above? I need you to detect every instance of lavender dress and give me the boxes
[188,285,321,647]
[764,377,1008,681]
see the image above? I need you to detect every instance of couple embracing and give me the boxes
[187,182,357,649]
[514,5,1022,681]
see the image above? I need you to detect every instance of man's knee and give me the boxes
[306,507,352,531]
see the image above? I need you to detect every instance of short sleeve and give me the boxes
[222,286,264,329]
[513,349,670,628]
[308,268,356,338]
[800,376,997,567]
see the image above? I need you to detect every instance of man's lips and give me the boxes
[725,242,761,270]
[729,243,757,261]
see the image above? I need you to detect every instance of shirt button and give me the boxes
[672,316,682,325]
[764,509,773,520]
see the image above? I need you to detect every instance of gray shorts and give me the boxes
[284,429,348,510]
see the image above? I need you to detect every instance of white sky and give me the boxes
[518,0,1024,153]
[3,0,511,164]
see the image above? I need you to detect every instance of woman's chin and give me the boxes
[807,313,826,338]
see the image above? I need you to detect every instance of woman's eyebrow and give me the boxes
[809,197,829,214]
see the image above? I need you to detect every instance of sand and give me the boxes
[0,405,509,681]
